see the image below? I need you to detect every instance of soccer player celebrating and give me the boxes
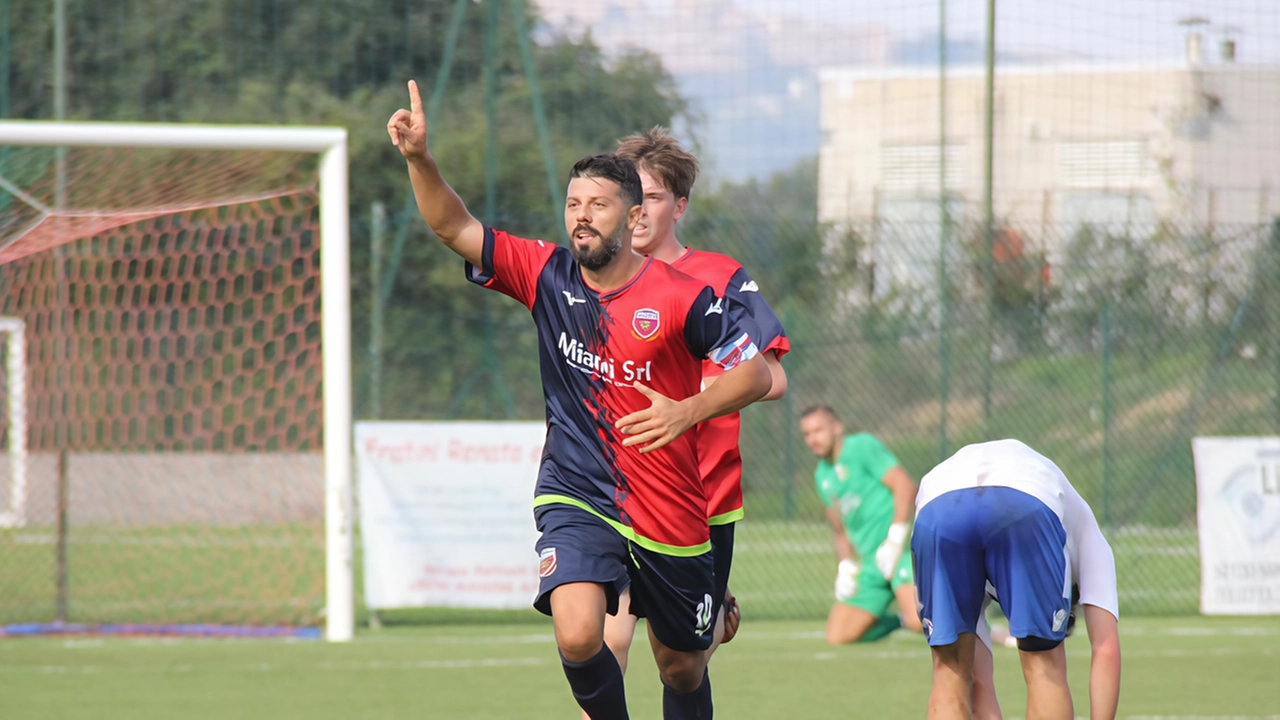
[798,406,924,644]
[585,127,790,685]
[388,81,772,720]
[912,439,1122,720]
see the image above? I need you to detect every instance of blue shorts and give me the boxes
[533,505,717,652]
[911,486,1072,648]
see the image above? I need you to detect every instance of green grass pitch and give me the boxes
[0,518,1200,626]
[2,615,1276,719]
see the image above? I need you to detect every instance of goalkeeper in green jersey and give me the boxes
[800,405,924,644]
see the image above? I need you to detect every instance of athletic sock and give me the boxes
[560,645,629,720]
[662,667,712,720]
[858,613,902,643]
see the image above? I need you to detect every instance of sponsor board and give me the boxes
[356,421,544,610]
[1193,437,1280,614]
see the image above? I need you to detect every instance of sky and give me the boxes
[533,1,1280,183]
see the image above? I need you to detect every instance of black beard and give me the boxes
[569,224,624,271]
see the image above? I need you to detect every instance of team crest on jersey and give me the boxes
[632,308,660,341]
[539,548,557,577]
[836,465,849,481]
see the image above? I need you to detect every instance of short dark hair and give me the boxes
[569,154,643,209]
[615,126,699,201]
[800,405,839,421]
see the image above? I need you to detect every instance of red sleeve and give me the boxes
[765,334,791,359]
[464,226,556,310]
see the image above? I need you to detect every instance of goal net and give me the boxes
[0,123,352,641]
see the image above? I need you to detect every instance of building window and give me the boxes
[1057,191,1154,230]
[879,144,967,192]
[872,197,969,298]
[1057,140,1154,189]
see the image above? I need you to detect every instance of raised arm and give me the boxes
[387,80,485,266]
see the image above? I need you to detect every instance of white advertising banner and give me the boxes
[1192,436,1280,614]
[355,421,545,610]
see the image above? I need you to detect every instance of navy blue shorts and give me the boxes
[911,486,1072,648]
[533,504,717,653]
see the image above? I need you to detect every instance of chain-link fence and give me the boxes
[2,0,1279,622]
[710,212,1280,617]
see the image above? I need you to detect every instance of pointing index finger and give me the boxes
[408,80,423,115]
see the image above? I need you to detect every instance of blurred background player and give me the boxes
[912,439,1122,720]
[798,406,923,644]
[388,81,773,720]
[587,127,791,693]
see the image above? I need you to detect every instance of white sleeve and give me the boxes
[1063,484,1119,620]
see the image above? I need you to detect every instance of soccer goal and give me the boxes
[0,121,353,642]
[0,316,26,531]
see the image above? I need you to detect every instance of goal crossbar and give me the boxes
[0,121,354,643]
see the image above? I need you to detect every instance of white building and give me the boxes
[818,38,1280,296]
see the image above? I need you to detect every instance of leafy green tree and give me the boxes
[2,0,691,420]
[682,157,826,313]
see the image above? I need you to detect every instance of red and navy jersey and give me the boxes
[671,248,790,525]
[466,227,763,555]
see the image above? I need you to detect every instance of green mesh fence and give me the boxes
[707,215,1280,618]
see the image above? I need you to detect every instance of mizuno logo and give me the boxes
[705,298,724,316]
[562,291,587,306]
[739,280,759,293]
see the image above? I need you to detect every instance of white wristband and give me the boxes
[886,522,909,545]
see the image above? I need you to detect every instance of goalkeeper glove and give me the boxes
[834,559,860,601]
[874,523,910,581]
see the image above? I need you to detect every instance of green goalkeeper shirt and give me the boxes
[814,433,901,559]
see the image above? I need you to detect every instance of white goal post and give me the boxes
[0,121,354,642]
[0,317,25,531]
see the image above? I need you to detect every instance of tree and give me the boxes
[2,0,692,420]
[682,157,827,313]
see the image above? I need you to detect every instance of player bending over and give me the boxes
[912,439,1122,720]
[584,127,791,694]
[799,406,924,644]
[389,81,772,720]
